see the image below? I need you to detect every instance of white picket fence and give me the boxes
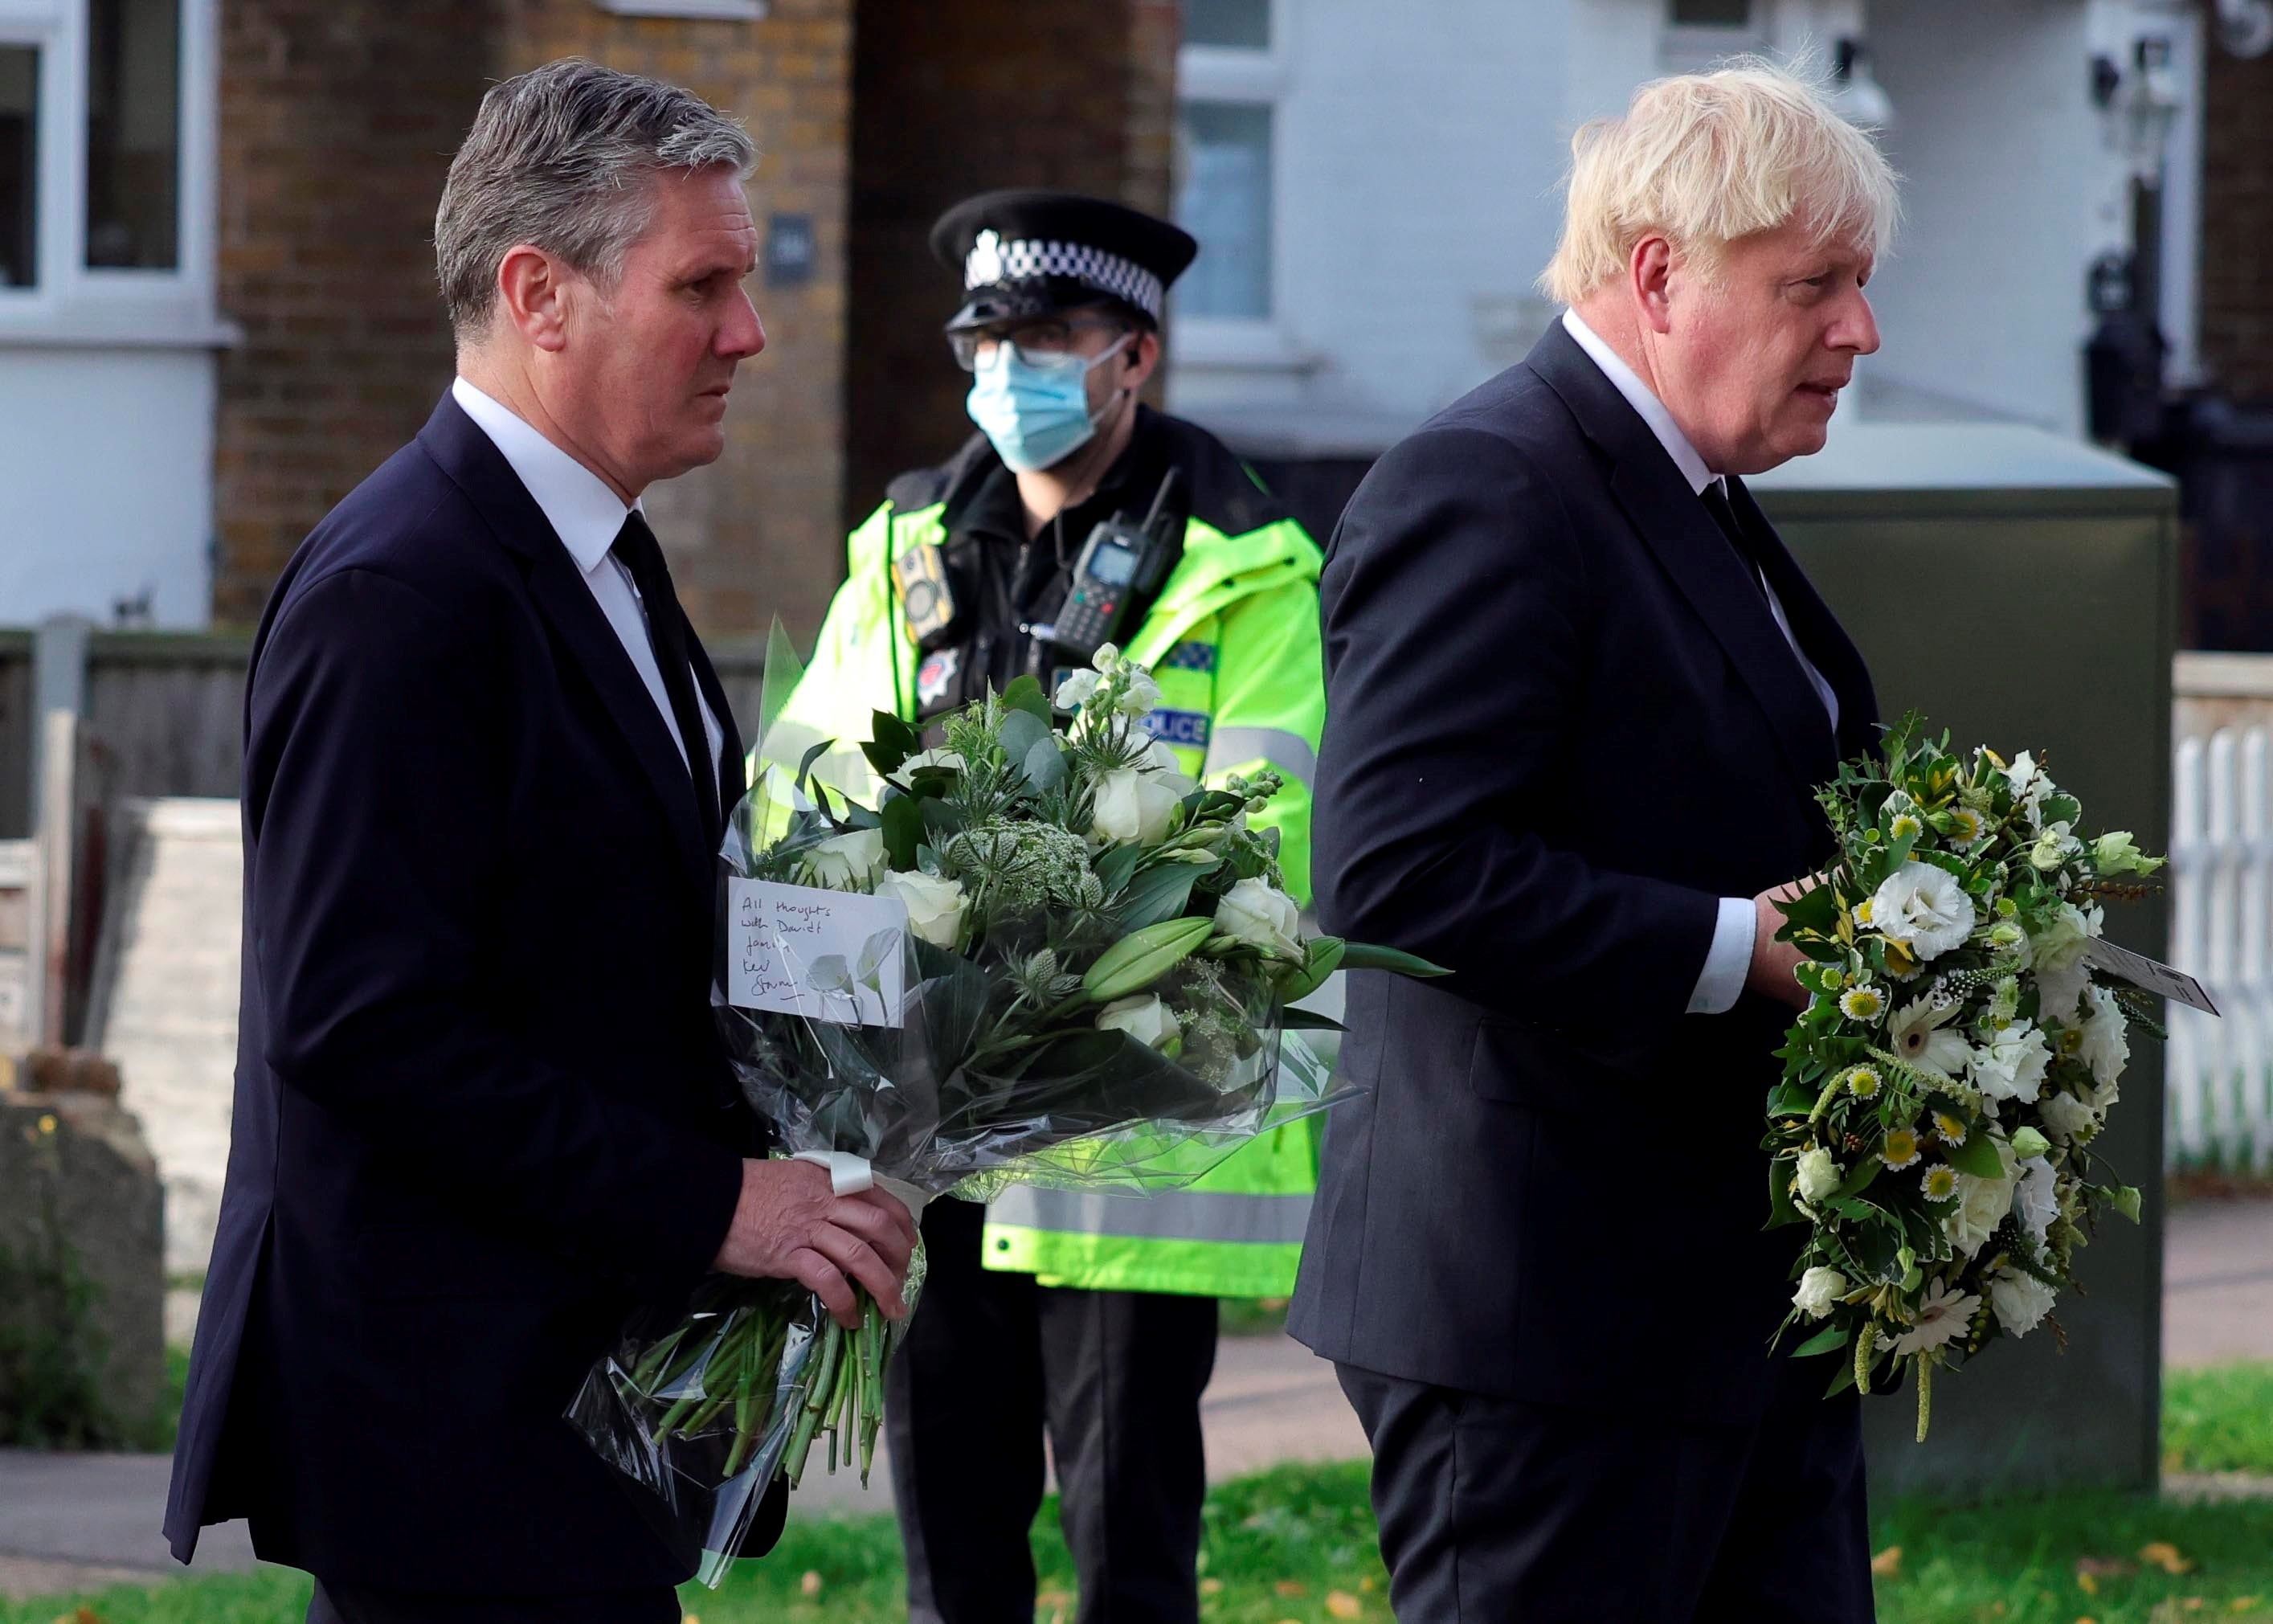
[2169,726,2273,1170]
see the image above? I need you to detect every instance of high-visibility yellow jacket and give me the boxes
[764,414,1324,1298]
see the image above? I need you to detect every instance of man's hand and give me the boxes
[1746,874,1822,1009]
[711,1160,920,1327]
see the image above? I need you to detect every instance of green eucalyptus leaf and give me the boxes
[1791,1325,1850,1359]
[1001,676,1053,725]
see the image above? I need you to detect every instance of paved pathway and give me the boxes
[4,1199,2267,1603]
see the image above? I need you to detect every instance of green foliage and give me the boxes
[2165,1361,2273,1476]
[0,1126,122,1450]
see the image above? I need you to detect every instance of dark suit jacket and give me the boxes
[1287,321,1880,1417]
[165,395,777,1589]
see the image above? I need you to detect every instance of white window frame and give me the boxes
[1172,0,1310,371]
[0,0,230,349]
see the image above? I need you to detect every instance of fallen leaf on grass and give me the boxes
[1036,1592,1073,1610]
[2234,1601,2265,1614]
[2079,1558,2138,1580]
[1274,1579,1309,1597]
[1360,1576,1379,1592]
[800,1570,823,1597]
[1200,1578,1225,1596]
[2141,1543,2198,1576]
[2080,1573,2099,1596]
[1327,1590,1363,1618]
[1870,1546,1903,1578]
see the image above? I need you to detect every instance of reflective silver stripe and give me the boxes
[986,1185,1314,1246]
[1203,727,1318,788]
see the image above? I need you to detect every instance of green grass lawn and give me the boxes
[10,1369,2273,1624]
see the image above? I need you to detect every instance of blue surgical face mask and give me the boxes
[965,336,1131,473]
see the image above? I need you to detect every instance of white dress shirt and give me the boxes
[451,377,725,783]
[1560,311,1838,1016]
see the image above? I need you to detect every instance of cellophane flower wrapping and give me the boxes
[570,639,1366,1585]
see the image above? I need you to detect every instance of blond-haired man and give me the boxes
[1289,62,1895,1620]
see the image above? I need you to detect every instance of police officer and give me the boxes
[766,190,1325,1624]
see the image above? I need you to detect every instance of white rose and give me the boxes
[1945,1140,2019,1258]
[1793,1266,1848,1321]
[1091,767,1184,845]
[1870,861,1977,961]
[1143,738,1201,797]
[1968,1019,2051,1105]
[2037,1090,2099,1141]
[873,868,968,949]
[2029,823,2082,872]
[2005,750,2053,827]
[2080,984,2130,1090]
[803,828,886,890]
[1097,992,1182,1052]
[1989,1266,2057,1338]
[1795,1147,1843,1204]
[2011,1155,2059,1246]
[1212,877,1306,961]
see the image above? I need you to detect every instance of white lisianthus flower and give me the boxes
[2038,1090,2099,1141]
[1053,669,1102,710]
[1945,1140,2019,1258]
[1968,1019,2051,1104]
[1989,1267,2057,1338]
[2005,751,2053,828]
[1115,667,1163,718]
[1889,997,1971,1078]
[1097,992,1182,1053]
[1793,1266,1848,1321]
[873,868,968,949]
[1870,862,1977,962]
[803,828,887,890]
[1091,767,1184,845]
[1796,1147,1843,1204]
[2029,823,2082,872]
[2093,830,2163,875]
[2080,984,2130,1089]
[2030,900,2103,1025]
[1212,877,1306,961]
[1892,1279,1981,1356]
[2011,1155,2059,1246]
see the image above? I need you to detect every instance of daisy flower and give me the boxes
[1946,805,1986,849]
[1846,1065,1884,1100]
[1840,984,1886,1023]
[1921,1165,1960,1203]
[1932,1111,1968,1147]
[1892,1280,1981,1356]
[1880,1127,1923,1169]
[1891,812,1923,842]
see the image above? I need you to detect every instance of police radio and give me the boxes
[1036,469,1183,664]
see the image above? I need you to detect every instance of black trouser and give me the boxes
[308,1581,677,1623]
[886,1194,1220,1624]
[1336,1352,1875,1624]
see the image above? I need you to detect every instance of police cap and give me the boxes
[930,189,1198,333]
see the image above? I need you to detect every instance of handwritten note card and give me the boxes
[2081,937,2220,1017]
[726,878,910,1027]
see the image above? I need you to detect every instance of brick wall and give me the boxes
[840,0,1180,531]
[211,0,856,644]
[208,0,486,624]
[2199,43,2273,402]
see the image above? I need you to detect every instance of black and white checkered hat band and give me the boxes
[963,235,1164,321]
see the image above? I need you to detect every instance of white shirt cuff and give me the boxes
[1687,895,1759,1015]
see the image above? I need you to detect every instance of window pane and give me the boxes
[85,0,180,270]
[0,46,34,288]
[1175,101,1273,319]
[1668,0,1752,24]
[1185,0,1270,50]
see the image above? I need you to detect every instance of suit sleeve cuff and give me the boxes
[1686,896,1759,1015]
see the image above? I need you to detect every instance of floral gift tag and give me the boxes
[2080,937,2220,1016]
[726,877,909,1027]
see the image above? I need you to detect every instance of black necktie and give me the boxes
[1701,478,1768,601]
[611,512,722,838]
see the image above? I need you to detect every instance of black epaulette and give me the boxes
[1151,412,1295,539]
[885,433,999,522]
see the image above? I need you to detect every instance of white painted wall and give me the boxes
[1172,0,2197,452]
[0,346,214,626]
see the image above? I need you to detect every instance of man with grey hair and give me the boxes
[163,59,915,1623]
[1290,61,1894,1620]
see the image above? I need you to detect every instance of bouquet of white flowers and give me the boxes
[1765,715,2171,1440]
[572,644,1437,1584]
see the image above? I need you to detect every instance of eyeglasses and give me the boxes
[949,317,1131,372]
